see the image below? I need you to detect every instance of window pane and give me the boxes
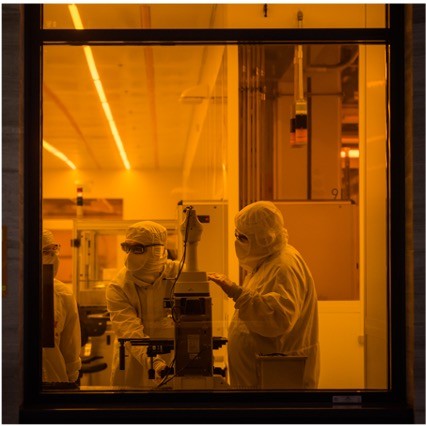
[43,4,386,30]
[42,41,388,392]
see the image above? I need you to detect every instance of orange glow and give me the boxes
[340,149,360,159]
[68,4,131,171]
[43,140,77,170]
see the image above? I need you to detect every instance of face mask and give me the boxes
[235,239,249,258]
[235,235,278,273]
[125,253,148,272]
[43,253,60,277]
[126,246,167,285]
[125,247,167,273]
[235,240,259,272]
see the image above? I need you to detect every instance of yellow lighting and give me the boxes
[83,46,100,81]
[68,4,84,29]
[43,140,77,170]
[93,79,107,103]
[68,4,131,170]
[101,102,114,123]
[340,149,360,159]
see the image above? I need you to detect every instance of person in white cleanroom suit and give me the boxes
[208,201,320,389]
[42,229,82,383]
[106,221,179,388]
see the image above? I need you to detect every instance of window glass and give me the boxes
[43,4,386,30]
[42,41,388,392]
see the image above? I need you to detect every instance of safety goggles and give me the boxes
[121,242,163,255]
[234,230,248,243]
[42,243,61,256]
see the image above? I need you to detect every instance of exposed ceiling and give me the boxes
[42,4,219,172]
[41,5,359,173]
[43,43,209,171]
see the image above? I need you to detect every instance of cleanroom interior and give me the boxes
[41,4,388,391]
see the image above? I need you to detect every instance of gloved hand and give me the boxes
[153,357,167,382]
[208,273,243,302]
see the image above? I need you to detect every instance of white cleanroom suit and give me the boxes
[209,201,320,389]
[42,230,82,383]
[106,221,179,388]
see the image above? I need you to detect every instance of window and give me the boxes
[22,3,409,421]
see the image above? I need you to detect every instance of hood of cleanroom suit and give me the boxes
[234,201,289,272]
[124,221,168,285]
[42,229,60,277]
[41,230,81,383]
[106,220,180,387]
[228,201,320,389]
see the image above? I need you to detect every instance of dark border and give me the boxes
[22,3,43,402]
[388,3,407,404]
[20,3,412,423]
[39,28,390,45]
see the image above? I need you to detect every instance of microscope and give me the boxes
[118,206,228,389]
[172,206,226,389]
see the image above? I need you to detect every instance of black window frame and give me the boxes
[21,4,412,423]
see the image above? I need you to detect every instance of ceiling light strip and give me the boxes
[68,4,131,170]
[140,5,159,169]
[43,140,77,170]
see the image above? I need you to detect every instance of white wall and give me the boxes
[43,168,227,220]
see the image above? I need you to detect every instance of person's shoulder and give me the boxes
[276,244,311,279]
[282,243,298,255]
[114,266,127,281]
[280,244,304,263]
[53,279,74,296]
[107,267,127,290]
[272,245,299,273]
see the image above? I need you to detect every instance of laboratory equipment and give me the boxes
[117,336,227,380]
[172,207,216,388]
[177,201,228,338]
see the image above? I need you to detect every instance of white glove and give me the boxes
[208,273,243,301]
